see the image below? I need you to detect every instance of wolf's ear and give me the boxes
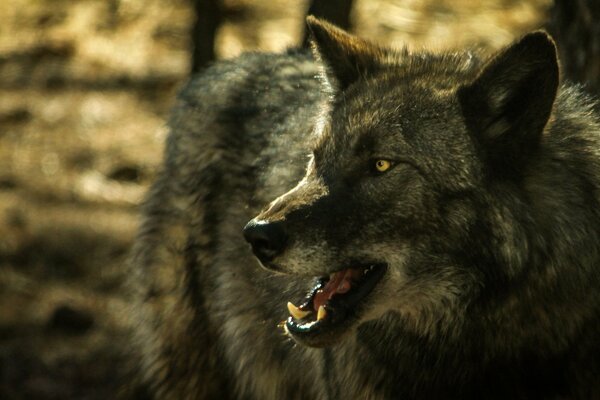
[306,16,387,91]
[458,31,559,176]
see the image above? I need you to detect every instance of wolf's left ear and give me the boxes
[458,31,559,175]
[306,16,388,92]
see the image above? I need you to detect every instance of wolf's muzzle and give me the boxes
[243,219,287,266]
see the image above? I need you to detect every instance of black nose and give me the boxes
[243,219,287,263]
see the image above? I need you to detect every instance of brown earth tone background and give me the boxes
[0,0,552,398]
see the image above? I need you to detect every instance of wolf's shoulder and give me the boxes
[163,49,326,201]
[166,48,325,150]
[177,49,322,107]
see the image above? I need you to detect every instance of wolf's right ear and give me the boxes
[306,16,388,92]
[458,31,559,177]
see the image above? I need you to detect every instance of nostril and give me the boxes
[243,219,287,262]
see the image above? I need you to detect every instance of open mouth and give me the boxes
[283,263,387,347]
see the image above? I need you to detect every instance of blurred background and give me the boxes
[0,0,597,398]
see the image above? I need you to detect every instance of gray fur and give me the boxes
[126,19,600,399]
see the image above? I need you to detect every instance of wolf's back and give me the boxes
[125,50,328,399]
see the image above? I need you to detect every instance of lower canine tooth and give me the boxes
[287,302,311,319]
[317,305,327,321]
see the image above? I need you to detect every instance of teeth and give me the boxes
[287,302,311,320]
[317,305,327,321]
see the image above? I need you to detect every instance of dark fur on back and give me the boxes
[127,19,600,399]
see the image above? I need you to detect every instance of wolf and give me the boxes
[126,17,600,399]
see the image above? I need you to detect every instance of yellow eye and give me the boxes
[374,159,392,172]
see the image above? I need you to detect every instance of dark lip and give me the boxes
[285,263,388,347]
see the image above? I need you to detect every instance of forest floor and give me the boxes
[0,0,548,398]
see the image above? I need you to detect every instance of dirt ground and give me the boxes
[0,0,549,398]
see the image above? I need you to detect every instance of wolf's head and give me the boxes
[244,17,559,347]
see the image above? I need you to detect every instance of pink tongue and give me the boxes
[313,268,362,312]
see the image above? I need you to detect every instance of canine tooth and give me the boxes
[287,302,311,319]
[317,305,327,321]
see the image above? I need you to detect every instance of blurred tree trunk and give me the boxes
[190,0,354,71]
[302,0,354,47]
[191,0,221,73]
[547,0,600,93]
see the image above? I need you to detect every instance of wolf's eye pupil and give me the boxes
[375,159,391,172]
